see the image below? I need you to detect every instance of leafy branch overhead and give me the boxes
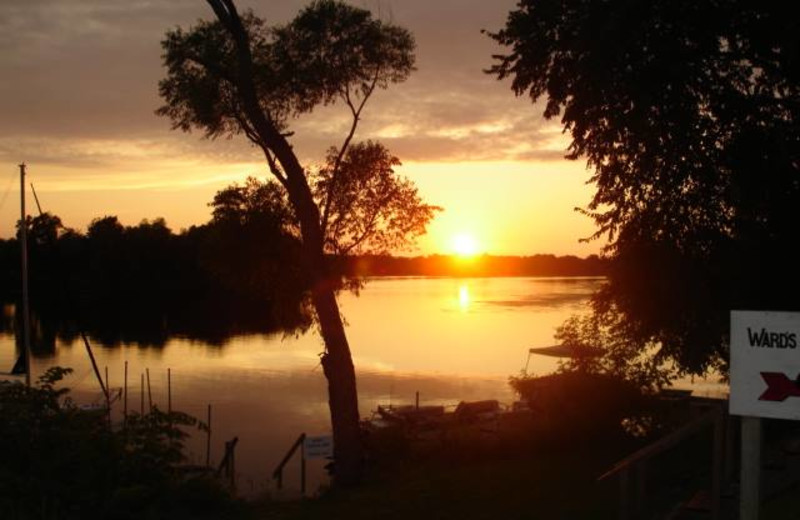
[488,0,799,254]
[489,0,800,377]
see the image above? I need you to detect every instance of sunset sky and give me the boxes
[0,0,602,256]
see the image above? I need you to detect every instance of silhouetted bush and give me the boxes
[0,367,242,519]
[510,371,649,443]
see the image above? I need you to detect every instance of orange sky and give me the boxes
[0,0,602,256]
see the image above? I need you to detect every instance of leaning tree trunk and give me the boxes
[283,154,364,487]
[312,286,363,485]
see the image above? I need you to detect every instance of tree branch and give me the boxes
[320,68,380,235]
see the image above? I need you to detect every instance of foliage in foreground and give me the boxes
[0,367,242,520]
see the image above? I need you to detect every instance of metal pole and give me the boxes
[740,416,761,520]
[19,163,31,387]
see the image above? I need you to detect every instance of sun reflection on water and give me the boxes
[458,284,470,311]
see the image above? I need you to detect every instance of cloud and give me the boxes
[0,0,564,170]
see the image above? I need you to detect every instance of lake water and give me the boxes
[0,276,638,494]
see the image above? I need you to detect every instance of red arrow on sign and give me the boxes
[759,372,800,402]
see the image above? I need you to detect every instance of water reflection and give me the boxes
[1,276,605,495]
[458,284,470,311]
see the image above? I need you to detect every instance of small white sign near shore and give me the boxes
[730,310,800,420]
[304,435,334,459]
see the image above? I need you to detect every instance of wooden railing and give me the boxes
[598,403,728,520]
[272,433,307,495]
[216,437,239,491]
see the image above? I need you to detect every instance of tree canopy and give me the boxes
[489,0,800,376]
[158,1,414,144]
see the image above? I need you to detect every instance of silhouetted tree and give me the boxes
[313,141,440,255]
[28,213,64,249]
[157,0,433,483]
[204,179,308,321]
[211,177,296,232]
[489,1,800,376]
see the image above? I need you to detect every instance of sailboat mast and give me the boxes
[30,182,44,216]
[19,163,31,387]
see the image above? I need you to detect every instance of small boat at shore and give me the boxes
[367,399,511,432]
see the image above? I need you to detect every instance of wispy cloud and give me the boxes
[0,0,563,170]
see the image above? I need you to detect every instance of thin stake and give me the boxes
[167,368,172,414]
[146,368,152,412]
[81,333,108,400]
[123,361,128,424]
[29,182,43,216]
[140,373,144,415]
[104,366,110,420]
[416,391,419,411]
[206,405,213,466]
[300,436,306,497]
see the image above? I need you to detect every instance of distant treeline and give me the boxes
[0,209,603,348]
[0,211,311,349]
[336,253,607,278]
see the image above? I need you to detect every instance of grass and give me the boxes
[244,400,800,519]
[251,421,633,520]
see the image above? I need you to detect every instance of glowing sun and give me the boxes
[451,233,479,257]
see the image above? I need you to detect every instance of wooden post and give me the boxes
[81,333,108,400]
[634,461,646,514]
[415,391,419,411]
[104,366,110,424]
[146,368,152,412]
[725,413,737,485]
[140,373,144,415]
[301,435,306,497]
[167,368,172,414]
[123,361,128,424]
[230,440,236,491]
[619,467,629,520]
[206,405,213,466]
[740,416,761,520]
[711,407,724,520]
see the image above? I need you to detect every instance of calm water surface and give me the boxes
[1,276,604,494]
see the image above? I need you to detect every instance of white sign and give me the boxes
[303,435,334,459]
[730,311,800,419]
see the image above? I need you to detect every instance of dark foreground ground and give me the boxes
[245,410,800,520]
